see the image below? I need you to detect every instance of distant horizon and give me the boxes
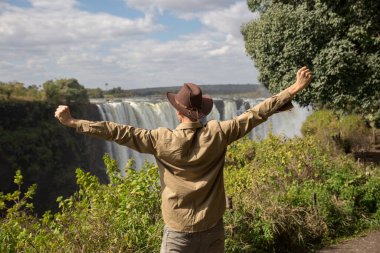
[94,83,270,99]
[5,80,263,90]
[122,82,262,90]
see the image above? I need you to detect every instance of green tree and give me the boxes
[242,0,380,122]
[43,79,89,104]
[86,88,104,98]
[107,86,123,96]
[0,82,44,101]
[0,81,26,100]
[0,82,13,100]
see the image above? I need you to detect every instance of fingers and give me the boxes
[305,70,312,80]
[297,66,307,76]
[298,66,308,73]
[298,67,310,75]
[54,105,70,119]
[298,66,313,80]
[293,66,313,93]
[305,71,312,80]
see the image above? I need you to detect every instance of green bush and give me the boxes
[0,82,44,102]
[224,134,380,252]
[301,110,372,152]
[0,155,162,253]
[42,79,89,105]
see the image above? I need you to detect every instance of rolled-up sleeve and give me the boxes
[76,120,158,154]
[219,89,294,145]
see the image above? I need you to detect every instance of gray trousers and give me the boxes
[160,219,225,253]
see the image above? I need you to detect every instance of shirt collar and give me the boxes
[175,121,203,130]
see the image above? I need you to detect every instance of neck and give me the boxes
[181,117,198,123]
[178,114,199,124]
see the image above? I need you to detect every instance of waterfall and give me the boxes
[94,98,311,174]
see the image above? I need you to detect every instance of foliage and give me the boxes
[0,79,90,105]
[224,135,380,252]
[0,82,44,102]
[104,86,133,98]
[42,78,89,105]
[86,87,104,98]
[0,155,162,253]
[301,110,372,152]
[0,101,107,215]
[242,0,380,122]
[0,170,38,253]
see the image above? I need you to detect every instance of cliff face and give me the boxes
[0,101,108,215]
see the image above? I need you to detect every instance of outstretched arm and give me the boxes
[220,66,313,144]
[54,106,157,154]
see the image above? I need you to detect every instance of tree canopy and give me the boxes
[43,79,89,104]
[0,82,42,101]
[242,0,379,122]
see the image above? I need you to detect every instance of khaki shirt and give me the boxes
[76,89,294,232]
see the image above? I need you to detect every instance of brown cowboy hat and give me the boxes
[167,83,213,121]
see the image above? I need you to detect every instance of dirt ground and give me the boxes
[317,230,380,253]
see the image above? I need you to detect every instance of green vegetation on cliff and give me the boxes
[0,79,89,104]
[0,101,107,215]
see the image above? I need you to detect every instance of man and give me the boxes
[55,67,312,253]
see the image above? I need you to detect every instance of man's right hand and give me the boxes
[55,105,77,128]
[287,66,313,96]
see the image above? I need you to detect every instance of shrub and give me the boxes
[301,110,372,153]
[1,136,379,252]
[0,155,162,253]
[224,134,380,252]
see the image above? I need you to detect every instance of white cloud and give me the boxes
[208,46,230,56]
[27,0,77,10]
[0,1,162,47]
[91,29,258,87]
[197,2,258,36]
[124,0,238,15]
[0,0,259,88]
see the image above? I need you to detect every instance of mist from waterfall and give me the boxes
[95,98,312,175]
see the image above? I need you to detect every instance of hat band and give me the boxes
[175,98,201,112]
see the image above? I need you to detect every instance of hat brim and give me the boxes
[167,92,213,120]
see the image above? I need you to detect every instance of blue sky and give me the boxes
[0,0,259,89]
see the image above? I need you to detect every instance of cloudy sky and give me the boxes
[0,0,259,89]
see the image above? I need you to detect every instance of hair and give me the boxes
[177,111,199,122]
